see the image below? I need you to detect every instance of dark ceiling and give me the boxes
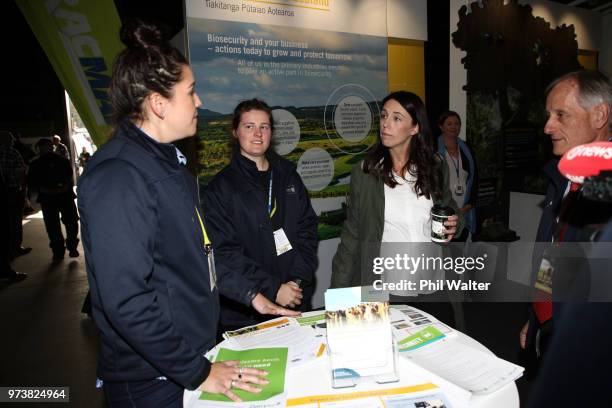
[114,0,185,37]
[548,0,612,14]
[1,0,609,140]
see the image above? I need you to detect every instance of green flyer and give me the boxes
[398,327,445,352]
[199,347,288,402]
[296,313,326,326]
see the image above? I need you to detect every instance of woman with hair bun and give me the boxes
[78,20,296,406]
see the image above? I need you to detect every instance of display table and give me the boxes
[183,308,519,408]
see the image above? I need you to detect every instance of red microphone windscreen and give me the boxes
[558,141,612,183]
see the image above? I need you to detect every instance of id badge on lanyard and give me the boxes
[267,170,292,256]
[449,153,464,196]
[196,207,216,290]
[535,256,553,294]
[205,244,217,290]
[273,228,293,256]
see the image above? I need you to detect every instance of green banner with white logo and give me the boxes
[16,0,123,145]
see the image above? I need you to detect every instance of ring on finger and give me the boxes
[230,380,235,388]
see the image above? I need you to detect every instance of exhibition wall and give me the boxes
[448,0,608,240]
[13,0,609,308]
[186,0,429,307]
[449,0,607,142]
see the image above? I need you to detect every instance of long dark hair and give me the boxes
[109,19,188,125]
[363,91,442,200]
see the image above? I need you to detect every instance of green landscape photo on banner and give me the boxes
[187,18,388,240]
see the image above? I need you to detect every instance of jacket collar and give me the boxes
[542,157,567,193]
[229,151,286,192]
[117,120,180,167]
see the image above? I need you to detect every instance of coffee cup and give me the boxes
[431,205,455,242]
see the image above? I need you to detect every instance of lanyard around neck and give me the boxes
[194,207,211,247]
[267,170,277,218]
[447,151,461,178]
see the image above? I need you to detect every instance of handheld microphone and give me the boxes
[558,141,612,202]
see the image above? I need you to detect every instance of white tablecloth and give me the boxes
[184,311,519,408]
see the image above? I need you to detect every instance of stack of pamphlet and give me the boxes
[324,287,399,388]
[222,317,323,368]
[389,305,524,395]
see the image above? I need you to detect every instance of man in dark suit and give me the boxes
[519,70,611,372]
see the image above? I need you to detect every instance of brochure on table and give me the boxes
[184,297,520,407]
[402,339,524,395]
[389,305,456,339]
[324,287,399,388]
[285,354,469,407]
[387,304,524,395]
[223,318,324,368]
[286,382,454,407]
[197,347,288,407]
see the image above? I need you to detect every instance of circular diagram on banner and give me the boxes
[324,83,380,154]
[333,95,372,143]
[272,109,300,155]
[297,148,334,192]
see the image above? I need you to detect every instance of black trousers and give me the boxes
[1,190,12,274]
[104,379,183,408]
[6,188,25,258]
[40,195,79,256]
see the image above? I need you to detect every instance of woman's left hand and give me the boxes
[443,215,459,241]
[251,293,301,317]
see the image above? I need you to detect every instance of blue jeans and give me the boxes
[104,379,183,407]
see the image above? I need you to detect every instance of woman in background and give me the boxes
[204,98,318,333]
[437,111,478,241]
[331,91,463,326]
[78,21,293,406]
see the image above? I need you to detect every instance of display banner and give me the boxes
[186,0,387,37]
[17,0,123,145]
[187,0,388,244]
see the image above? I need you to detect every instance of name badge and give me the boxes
[454,184,464,196]
[273,228,293,256]
[205,244,217,290]
[534,257,552,294]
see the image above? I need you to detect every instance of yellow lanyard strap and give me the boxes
[195,207,211,247]
[270,197,277,219]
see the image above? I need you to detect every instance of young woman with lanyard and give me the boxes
[204,98,318,333]
[78,22,295,406]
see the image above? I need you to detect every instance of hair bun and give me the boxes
[120,19,166,50]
